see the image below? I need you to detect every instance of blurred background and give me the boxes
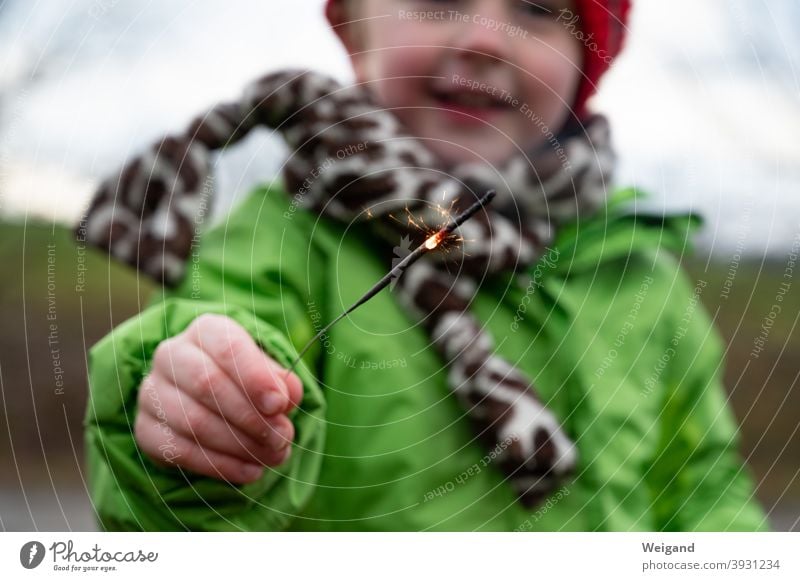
[0,0,798,530]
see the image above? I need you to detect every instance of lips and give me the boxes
[429,86,514,123]
[431,87,511,108]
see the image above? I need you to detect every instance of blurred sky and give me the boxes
[0,0,798,258]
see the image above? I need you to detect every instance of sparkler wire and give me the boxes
[282,190,496,378]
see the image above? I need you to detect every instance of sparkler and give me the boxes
[283,190,497,377]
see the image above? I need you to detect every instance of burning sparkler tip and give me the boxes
[286,190,497,372]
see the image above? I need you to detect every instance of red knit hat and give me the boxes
[569,0,631,118]
[325,0,631,119]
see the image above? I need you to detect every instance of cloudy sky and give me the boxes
[1,0,798,258]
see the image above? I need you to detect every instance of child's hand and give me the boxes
[134,314,303,484]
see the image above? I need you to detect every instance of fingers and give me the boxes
[153,339,277,441]
[135,408,284,484]
[136,313,308,485]
[185,314,303,415]
[138,376,294,465]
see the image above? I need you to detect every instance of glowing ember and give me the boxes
[285,191,496,377]
[425,232,443,250]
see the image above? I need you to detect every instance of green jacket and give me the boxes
[84,183,769,531]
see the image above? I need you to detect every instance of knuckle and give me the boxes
[186,314,226,345]
[215,335,248,369]
[190,364,223,403]
[180,442,208,471]
[152,338,177,367]
[173,444,204,472]
[262,416,294,453]
[205,313,239,335]
[237,408,267,436]
[183,406,209,437]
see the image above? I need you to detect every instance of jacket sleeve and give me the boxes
[84,188,327,531]
[648,259,769,531]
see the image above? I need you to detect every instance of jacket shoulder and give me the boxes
[550,186,704,275]
[165,181,328,300]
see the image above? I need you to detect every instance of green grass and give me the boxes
[0,219,152,482]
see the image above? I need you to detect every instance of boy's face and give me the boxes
[334,0,583,166]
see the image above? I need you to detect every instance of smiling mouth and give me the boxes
[430,87,514,114]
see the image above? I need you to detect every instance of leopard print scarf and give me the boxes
[80,70,615,508]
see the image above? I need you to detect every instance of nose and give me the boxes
[449,1,514,67]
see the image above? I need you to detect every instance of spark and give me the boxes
[285,190,496,377]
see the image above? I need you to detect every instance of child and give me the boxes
[81,0,768,531]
